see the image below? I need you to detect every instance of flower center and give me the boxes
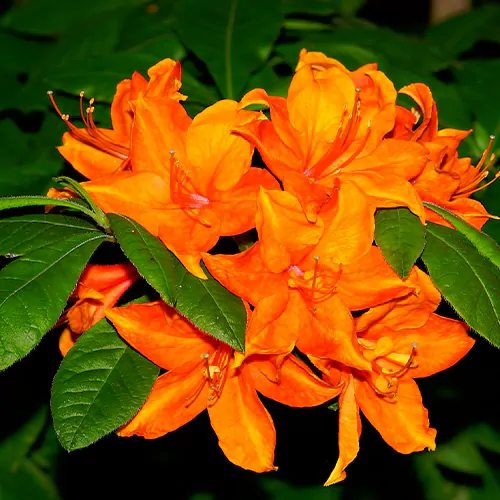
[287,256,341,307]
[169,150,211,226]
[451,135,499,199]
[303,88,372,181]
[185,343,233,407]
[47,91,130,170]
[358,337,418,399]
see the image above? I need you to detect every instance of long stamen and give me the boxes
[47,90,129,160]
[453,135,498,198]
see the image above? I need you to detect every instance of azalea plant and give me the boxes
[2,0,500,498]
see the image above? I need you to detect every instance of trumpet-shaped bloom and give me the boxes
[234,50,427,222]
[51,59,186,180]
[204,185,415,367]
[59,263,139,355]
[83,98,278,278]
[316,269,474,485]
[392,83,497,228]
[105,300,339,472]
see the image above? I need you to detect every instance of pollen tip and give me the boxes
[355,87,361,92]
[203,352,210,359]
[79,90,85,97]
[490,135,496,140]
[412,342,418,349]
[313,255,320,261]
[46,90,53,95]
[169,149,176,155]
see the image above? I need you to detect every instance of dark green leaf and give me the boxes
[454,60,500,143]
[174,0,283,98]
[108,213,177,306]
[0,214,99,257]
[0,407,60,500]
[426,4,500,58]
[174,263,246,352]
[1,0,144,35]
[46,53,159,103]
[0,232,107,371]
[108,214,246,351]
[423,202,500,269]
[422,222,500,347]
[51,319,159,451]
[279,27,450,75]
[375,208,426,279]
[0,406,48,470]
[0,196,100,226]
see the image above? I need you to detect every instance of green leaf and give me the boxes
[108,213,177,306]
[51,319,159,451]
[423,202,500,269]
[422,222,500,347]
[279,27,449,75]
[374,208,426,279]
[0,214,99,257]
[0,196,103,227]
[108,214,246,351]
[1,0,144,35]
[0,232,107,371]
[426,4,500,59]
[46,53,159,103]
[0,407,48,470]
[0,407,60,500]
[174,0,283,99]
[174,262,246,352]
[454,60,500,143]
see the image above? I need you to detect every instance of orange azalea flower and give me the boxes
[105,300,339,472]
[392,83,498,229]
[49,58,186,180]
[203,185,415,368]
[314,268,474,485]
[82,97,278,278]
[234,50,427,222]
[59,263,139,355]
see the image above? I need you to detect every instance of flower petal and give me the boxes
[106,301,216,370]
[250,354,341,407]
[118,364,208,438]
[208,363,276,472]
[324,372,361,486]
[355,377,436,453]
[257,189,324,273]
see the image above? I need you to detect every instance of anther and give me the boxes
[355,87,361,93]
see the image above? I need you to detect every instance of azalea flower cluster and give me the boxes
[49,50,494,484]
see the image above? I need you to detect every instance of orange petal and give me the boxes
[324,372,360,486]
[59,327,78,357]
[245,291,298,358]
[187,100,257,194]
[212,167,279,236]
[355,377,436,453]
[110,78,134,139]
[311,181,375,266]
[365,314,474,379]
[257,189,324,273]
[57,131,126,180]
[399,83,438,142]
[118,364,207,438]
[203,244,288,305]
[250,354,341,407]
[106,301,216,370]
[131,95,191,178]
[208,363,276,472]
[338,246,415,310]
[356,267,441,332]
[299,294,372,371]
